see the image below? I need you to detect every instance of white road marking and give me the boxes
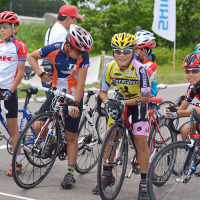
[0,145,6,149]
[0,192,36,200]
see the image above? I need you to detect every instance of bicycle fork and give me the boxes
[176,139,200,183]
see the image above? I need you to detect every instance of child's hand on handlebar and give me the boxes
[68,106,80,118]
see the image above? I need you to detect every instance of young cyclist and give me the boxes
[175,43,200,106]
[28,24,93,189]
[166,51,200,141]
[0,11,27,176]
[92,33,151,200]
[134,30,157,96]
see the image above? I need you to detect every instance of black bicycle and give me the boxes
[12,87,106,189]
[147,108,200,200]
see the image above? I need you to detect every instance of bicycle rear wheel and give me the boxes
[147,141,200,200]
[97,123,128,200]
[12,112,60,189]
[75,107,108,174]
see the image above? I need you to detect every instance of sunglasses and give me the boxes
[0,24,11,30]
[185,68,200,74]
[67,48,87,55]
[113,49,133,55]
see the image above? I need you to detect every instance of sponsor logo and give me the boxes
[140,67,148,87]
[113,73,122,76]
[137,126,142,131]
[125,71,131,76]
[113,78,139,85]
[0,56,12,61]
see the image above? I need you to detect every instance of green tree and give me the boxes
[78,0,200,54]
[0,0,11,7]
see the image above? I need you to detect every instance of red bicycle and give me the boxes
[97,97,176,200]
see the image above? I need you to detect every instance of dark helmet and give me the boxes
[183,51,200,68]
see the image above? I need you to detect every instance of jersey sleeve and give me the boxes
[17,41,27,61]
[39,42,62,58]
[185,84,195,103]
[79,53,90,68]
[138,66,151,97]
[100,63,112,92]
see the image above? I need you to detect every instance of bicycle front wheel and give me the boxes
[97,122,128,200]
[12,112,60,189]
[75,107,108,174]
[147,141,200,200]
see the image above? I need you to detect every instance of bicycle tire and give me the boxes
[147,141,199,200]
[97,122,128,200]
[158,100,179,128]
[95,107,108,138]
[75,107,108,174]
[12,112,60,189]
[148,123,176,186]
[75,117,101,174]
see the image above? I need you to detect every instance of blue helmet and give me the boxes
[195,43,200,52]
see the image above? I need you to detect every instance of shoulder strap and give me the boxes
[47,26,53,45]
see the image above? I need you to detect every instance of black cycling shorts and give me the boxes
[38,93,83,133]
[0,89,18,118]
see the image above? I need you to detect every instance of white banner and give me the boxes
[152,0,176,42]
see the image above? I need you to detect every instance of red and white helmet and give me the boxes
[66,24,93,52]
[134,30,156,49]
[0,11,20,25]
[183,52,200,68]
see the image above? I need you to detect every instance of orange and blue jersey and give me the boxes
[0,37,27,89]
[38,42,90,96]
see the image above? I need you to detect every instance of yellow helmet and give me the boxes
[111,33,137,49]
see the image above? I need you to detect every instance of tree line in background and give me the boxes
[1,0,200,55]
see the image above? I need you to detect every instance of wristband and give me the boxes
[5,90,12,99]
[72,101,80,107]
[39,72,46,78]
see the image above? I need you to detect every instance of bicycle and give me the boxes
[12,87,107,189]
[76,87,108,174]
[0,86,46,154]
[146,108,200,200]
[96,96,175,200]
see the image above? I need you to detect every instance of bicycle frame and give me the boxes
[0,106,33,142]
[80,104,99,142]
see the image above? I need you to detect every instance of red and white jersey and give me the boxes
[142,58,157,82]
[0,37,27,89]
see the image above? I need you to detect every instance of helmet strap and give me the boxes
[141,48,149,62]
[8,24,15,41]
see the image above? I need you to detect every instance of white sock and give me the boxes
[16,155,21,164]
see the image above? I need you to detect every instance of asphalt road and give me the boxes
[0,83,196,200]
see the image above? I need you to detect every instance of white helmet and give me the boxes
[66,24,94,52]
[134,30,156,49]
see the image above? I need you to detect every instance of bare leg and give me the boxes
[7,118,20,154]
[65,130,78,165]
[181,122,195,141]
[134,135,150,173]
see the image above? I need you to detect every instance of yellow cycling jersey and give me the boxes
[101,59,150,99]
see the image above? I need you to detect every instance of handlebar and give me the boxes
[32,87,49,103]
[0,93,8,113]
[0,100,8,114]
